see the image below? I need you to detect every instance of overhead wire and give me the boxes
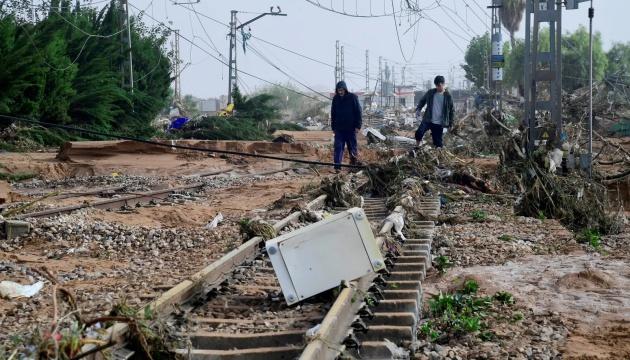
[436,0,479,37]
[0,115,365,169]
[304,0,409,18]
[127,2,323,102]
[243,40,331,100]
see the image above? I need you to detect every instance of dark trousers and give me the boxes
[333,131,358,170]
[415,121,444,148]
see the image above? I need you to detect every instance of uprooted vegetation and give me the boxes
[499,133,624,235]
[365,148,494,200]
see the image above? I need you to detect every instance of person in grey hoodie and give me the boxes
[414,75,454,148]
[331,81,362,171]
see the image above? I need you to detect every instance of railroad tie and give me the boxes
[347,197,440,359]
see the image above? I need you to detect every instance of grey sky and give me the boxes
[129,0,630,99]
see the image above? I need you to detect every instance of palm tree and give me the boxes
[500,0,525,47]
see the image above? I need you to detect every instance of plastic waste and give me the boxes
[206,213,224,229]
[305,323,321,339]
[0,281,44,299]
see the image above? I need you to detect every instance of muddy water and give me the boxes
[425,254,630,358]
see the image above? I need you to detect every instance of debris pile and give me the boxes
[499,134,624,234]
[319,175,363,208]
[564,80,630,133]
[366,147,494,199]
[449,109,517,156]
[238,218,276,241]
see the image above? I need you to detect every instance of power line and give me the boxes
[244,41,332,100]
[436,1,480,37]
[127,2,323,102]
[421,12,467,52]
[303,0,409,18]
[1,115,365,169]
[470,0,492,20]
[390,0,420,63]
[460,0,490,30]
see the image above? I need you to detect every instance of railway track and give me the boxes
[9,166,294,220]
[91,191,439,360]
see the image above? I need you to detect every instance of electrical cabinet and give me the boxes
[266,207,385,305]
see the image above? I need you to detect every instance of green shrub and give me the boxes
[471,210,488,221]
[577,228,602,250]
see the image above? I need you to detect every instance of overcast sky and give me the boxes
[127,0,629,99]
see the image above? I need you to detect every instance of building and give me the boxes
[195,98,221,116]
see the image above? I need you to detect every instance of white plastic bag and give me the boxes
[205,213,224,229]
[0,281,44,299]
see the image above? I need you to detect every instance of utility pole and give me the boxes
[172,30,181,102]
[567,0,593,173]
[340,45,345,81]
[392,65,396,109]
[365,50,369,93]
[379,56,383,108]
[401,66,406,86]
[489,0,503,114]
[123,0,134,93]
[524,0,562,153]
[588,0,594,177]
[227,7,286,104]
[335,40,340,85]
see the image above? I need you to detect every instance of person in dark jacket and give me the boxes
[331,81,362,172]
[414,75,455,148]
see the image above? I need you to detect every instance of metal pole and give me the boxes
[124,0,134,93]
[365,50,369,93]
[379,56,382,108]
[227,10,237,104]
[340,45,345,81]
[588,0,594,178]
[335,40,340,85]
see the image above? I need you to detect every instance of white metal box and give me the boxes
[266,207,385,305]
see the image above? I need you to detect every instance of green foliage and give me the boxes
[494,291,515,305]
[0,171,36,182]
[536,210,546,221]
[177,116,270,141]
[420,321,441,341]
[498,234,512,242]
[434,255,452,274]
[500,0,525,46]
[562,26,608,91]
[606,42,630,79]
[503,39,525,92]
[462,279,479,295]
[480,330,496,341]
[232,85,280,124]
[577,228,602,250]
[0,0,171,147]
[421,283,517,342]
[512,311,524,322]
[462,33,490,89]
[471,209,488,221]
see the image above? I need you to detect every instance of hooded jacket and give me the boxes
[415,88,455,127]
[331,81,362,132]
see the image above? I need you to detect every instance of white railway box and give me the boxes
[266,207,385,305]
